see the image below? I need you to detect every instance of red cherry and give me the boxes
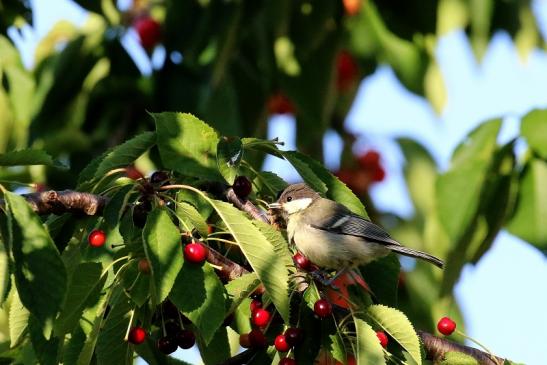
[251,308,271,327]
[126,166,144,180]
[176,329,195,349]
[371,166,386,182]
[279,358,296,365]
[313,299,332,318]
[128,326,147,344]
[376,331,388,348]
[274,334,291,352]
[343,0,361,16]
[437,317,457,336]
[284,327,304,346]
[347,355,357,365]
[138,258,151,274]
[358,150,380,168]
[88,229,106,247]
[266,92,295,115]
[336,50,359,92]
[248,329,267,348]
[293,252,311,271]
[134,16,161,50]
[184,242,208,263]
[239,333,251,348]
[156,336,177,354]
[250,299,263,313]
[232,176,252,198]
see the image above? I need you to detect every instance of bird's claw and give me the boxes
[311,270,339,290]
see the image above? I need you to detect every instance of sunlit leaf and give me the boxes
[366,304,421,364]
[354,316,386,365]
[4,191,67,337]
[143,208,183,303]
[153,112,221,180]
[521,109,547,160]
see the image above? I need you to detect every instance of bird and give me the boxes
[269,183,443,282]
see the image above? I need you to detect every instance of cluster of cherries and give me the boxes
[127,320,196,354]
[238,298,303,365]
[336,150,386,195]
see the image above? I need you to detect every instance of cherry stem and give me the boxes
[455,329,499,364]
[124,309,135,341]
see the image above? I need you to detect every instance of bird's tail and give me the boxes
[386,245,444,269]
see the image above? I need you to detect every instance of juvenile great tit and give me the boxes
[269,183,444,274]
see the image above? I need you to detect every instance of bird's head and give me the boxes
[269,183,320,215]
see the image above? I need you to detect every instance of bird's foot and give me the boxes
[311,270,339,290]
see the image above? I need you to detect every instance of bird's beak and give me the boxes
[268,202,282,209]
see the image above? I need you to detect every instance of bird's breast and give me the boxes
[290,222,390,269]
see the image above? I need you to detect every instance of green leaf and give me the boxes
[225,272,260,314]
[440,351,480,365]
[0,225,9,304]
[253,171,288,198]
[143,208,184,303]
[282,151,327,194]
[506,158,547,251]
[29,316,60,365]
[175,200,209,237]
[56,262,105,334]
[169,263,226,345]
[398,138,438,218]
[103,185,135,229]
[94,131,156,179]
[207,197,291,322]
[521,109,547,159]
[0,149,55,167]
[242,137,284,158]
[366,304,421,364]
[153,112,221,180]
[294,294,322,365]
[76,286,111,365]
[62,325,87,365]
[283,151,368,218]
[121,260,150,307]
[95,294,132,365]
[9,289,30,348]
[196,326,231,365]
[359,254,400,307]
[4,191,67,336]
[216,136,243,184]
[354,317,386,365]
[437,119,501,241]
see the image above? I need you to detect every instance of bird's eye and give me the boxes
[286,196,292,202]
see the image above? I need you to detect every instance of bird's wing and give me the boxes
[310,205,400,246]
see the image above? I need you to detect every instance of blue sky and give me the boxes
[8,1,547,364]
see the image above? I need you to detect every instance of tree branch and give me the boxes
[419,331,504,365]
[1,190,108,215]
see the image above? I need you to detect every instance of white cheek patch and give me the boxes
[283,198,313,214]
